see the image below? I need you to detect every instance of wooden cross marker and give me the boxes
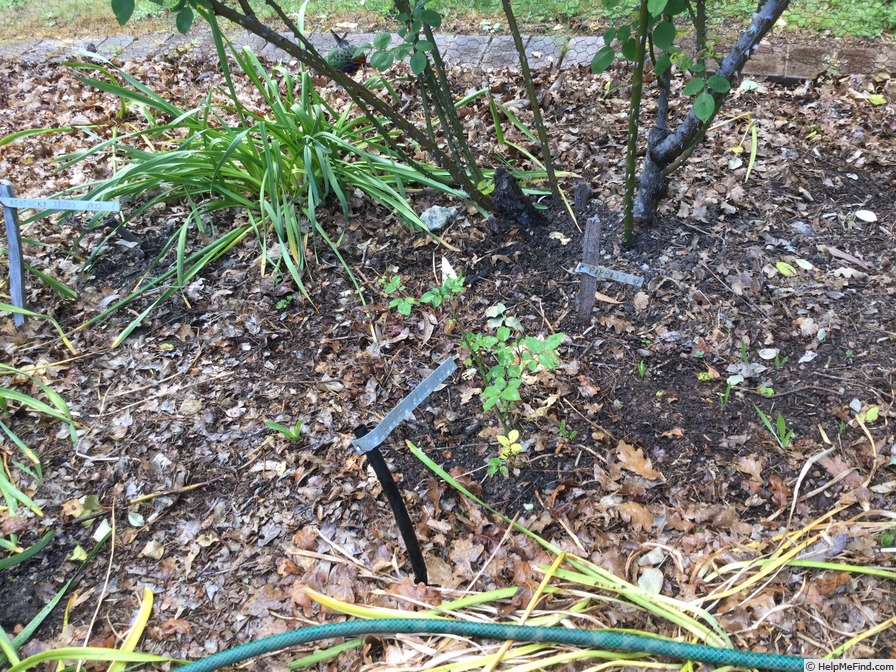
[575,213,643,323]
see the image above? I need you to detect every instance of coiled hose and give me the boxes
[175,618,805,672]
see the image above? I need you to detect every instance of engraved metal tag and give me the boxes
[574,262,644,288]
[351,357,457,454]
[0,197,120,213]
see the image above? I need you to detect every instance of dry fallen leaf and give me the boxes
[615,440,663,480]
[633,291,649,312]
[594,291,621,304]
[615,501,655,530]
[735,456,765,482]
[140,540,165,560]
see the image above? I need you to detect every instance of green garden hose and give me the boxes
[175,618,805,672]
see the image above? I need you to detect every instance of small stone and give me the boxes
[791,220,817,237]
[420,205,460,232]
[179,397,203,415]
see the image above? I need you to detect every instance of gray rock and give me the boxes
[420,205,460,231]
[791,220,817,237]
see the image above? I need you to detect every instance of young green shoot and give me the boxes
[718,384,732,409]
[558,420,578,442]
[385,273,564,465]
[265,419,304,443]
[275,294,295,310]
[753,405,795,451]
[718,374,743,410]
[487,429,524,478]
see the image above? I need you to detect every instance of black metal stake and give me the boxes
[354,425,428,585]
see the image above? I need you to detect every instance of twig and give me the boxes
[65,478,224,527]
[562,398,616,443]
[698,261,764,314]
[79,504,116,672]
[466,513,518,592]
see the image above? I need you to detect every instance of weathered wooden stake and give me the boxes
[575,214,602,323]
[573,180,593,212]
[1,180,26,327]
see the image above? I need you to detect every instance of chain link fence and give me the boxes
[1,0,894,71]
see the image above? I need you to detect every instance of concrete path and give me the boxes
[1,28,894,79]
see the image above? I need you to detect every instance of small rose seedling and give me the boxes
[487,429,523,478]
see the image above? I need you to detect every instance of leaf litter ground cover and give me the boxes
[1,49,895,667]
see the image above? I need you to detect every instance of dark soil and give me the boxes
[0,51,895,667]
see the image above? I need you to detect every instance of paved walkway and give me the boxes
[1,28,894,79]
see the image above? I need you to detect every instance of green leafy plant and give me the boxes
[265,419,304,443]
[775,352,789,369]
[380,273,465,316]
[487,429,524,478]
[754,404,795,451]
[636,360,647,378]
[384,273,564,465]
[362,2,442,76]
[464,325,564,423]
[558,420,578,442]
[482,302,523,332]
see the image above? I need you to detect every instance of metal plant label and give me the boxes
[574,262,644,288]
[0,197,120,213]
[1,180,120,328]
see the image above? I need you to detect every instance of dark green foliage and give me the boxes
[111,0,134,24]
